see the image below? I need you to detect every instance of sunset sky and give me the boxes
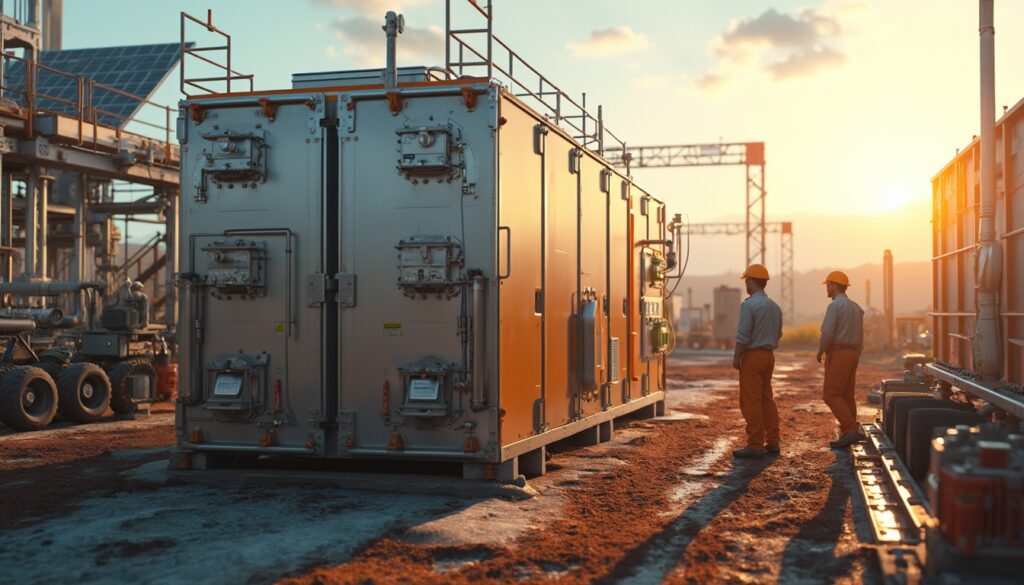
[67,1,1024,274]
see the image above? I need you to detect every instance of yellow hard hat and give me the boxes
[741,263,770,280]
[822,270,851,286]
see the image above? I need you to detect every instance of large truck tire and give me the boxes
[108,359,157,415]
[904,408,986,481]
[56,362,112,423]
[0,366,59,431]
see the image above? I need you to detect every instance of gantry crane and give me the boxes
[604,142,795,321]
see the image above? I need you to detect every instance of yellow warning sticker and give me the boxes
[383,322,402,336]
[274,322,286,334]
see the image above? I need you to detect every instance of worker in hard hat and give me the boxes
[817,271,866,448]
[732,263,783,459]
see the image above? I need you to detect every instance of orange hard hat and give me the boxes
[822,270,851,286]
[741,263,770,280]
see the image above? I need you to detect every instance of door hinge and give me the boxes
[306,273,329,307]
[336,273,356,307]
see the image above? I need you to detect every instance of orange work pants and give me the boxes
[823,348,860,435]
[738,348,780,450]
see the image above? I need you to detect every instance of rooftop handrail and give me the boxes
[445,0,627,158]
[0,51,176,163]
[180,10,254,97]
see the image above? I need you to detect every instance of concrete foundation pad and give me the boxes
[169,467,538,500]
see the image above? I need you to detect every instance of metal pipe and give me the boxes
[973,0,1003,378]
[0,280,105,327]
[38,172,49,279]
[383,11,403,90]
[23,173,36,277]
[0,130,7,281]
[470,271,486,409]
[0,319,37,333]
[0,281,105,295]
[71,174,86,283]
[0,307,63,327]
[165,190,178,331]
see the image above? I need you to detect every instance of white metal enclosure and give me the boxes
[174,72,671,479]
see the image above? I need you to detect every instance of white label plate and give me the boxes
[408,378,439,401]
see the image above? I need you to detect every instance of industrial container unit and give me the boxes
[932,98,1024,386]
[851,7,1024,578]
[173,66,672,479]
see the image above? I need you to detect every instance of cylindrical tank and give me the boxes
[153,354,178,400]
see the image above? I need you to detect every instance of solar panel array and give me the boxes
[3,43,187,128]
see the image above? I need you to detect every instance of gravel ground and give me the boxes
[0,350,898,584]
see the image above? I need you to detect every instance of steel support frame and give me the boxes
[606,141,769,296]
[681,221,794,322]
[745,162,766,268]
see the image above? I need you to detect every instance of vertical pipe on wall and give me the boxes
[471,271,486,409]
[38,172,48,279]
[23,172,37,278]
[71,174,86,283]
[974,0,1003,378]
[165,189,178,329]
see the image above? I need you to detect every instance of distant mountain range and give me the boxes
[672,260,931,326]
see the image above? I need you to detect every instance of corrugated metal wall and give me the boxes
[932,97,1024,384]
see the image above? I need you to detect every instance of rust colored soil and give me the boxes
[0,403,174,471]
[279,353,897,585]
[0,405,175,529]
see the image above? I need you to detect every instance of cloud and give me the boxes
[567,26,650,58]
[313,0,430,17]
[691,71,726,91]
[331,15,443,67]
[695,4,847,89]
[765,45,847,80]
[714,8,840,59]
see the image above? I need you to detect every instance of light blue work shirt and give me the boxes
[819,293,865,352]
[736,290,783,350]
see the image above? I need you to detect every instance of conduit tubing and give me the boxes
[974,0,1003,378]
[471,271,486,409]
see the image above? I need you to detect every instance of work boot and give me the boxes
[765,443,780,455]
[829,431,866,449]
[732,447,765,459]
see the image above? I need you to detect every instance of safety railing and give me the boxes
[0,52,176,163]
[112,231,164,284]
[180,10,254,97]
[445,0,627,157]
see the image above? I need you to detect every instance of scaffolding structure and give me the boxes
[0,0,181,336]
[681,221,795,322]
[604,142,792,319]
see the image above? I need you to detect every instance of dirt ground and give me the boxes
[0,350,899,584]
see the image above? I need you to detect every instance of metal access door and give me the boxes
[178,95,327,452]
[332,87,498,457]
